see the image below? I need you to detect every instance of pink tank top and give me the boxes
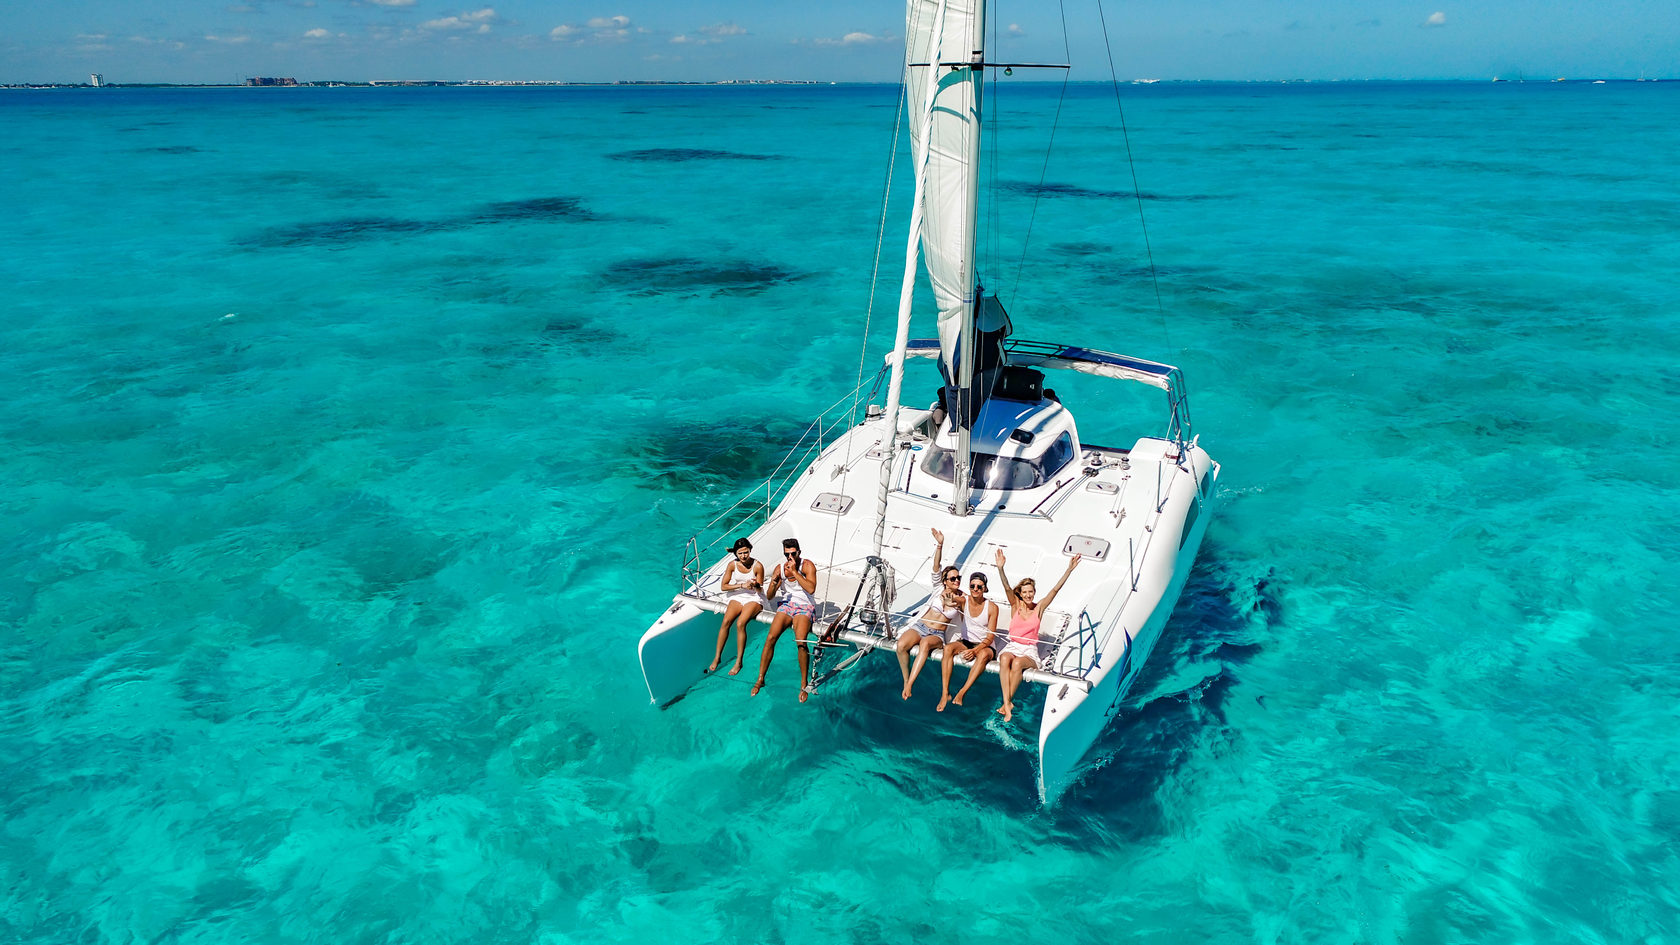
[1008,609,1041,647]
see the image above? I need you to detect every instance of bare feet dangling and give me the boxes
[750,678,764,696]
[798,687,809,704]
[728,662,744,676]
[936,694,950,712]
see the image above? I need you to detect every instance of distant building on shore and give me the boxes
[90,74,104,87]
[245,77,298,87]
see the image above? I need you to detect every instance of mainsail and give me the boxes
[905,0,985,386]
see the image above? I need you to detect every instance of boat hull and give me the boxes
[1037,449,1218,803]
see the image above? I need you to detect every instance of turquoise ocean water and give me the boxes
[3,82,1678,942]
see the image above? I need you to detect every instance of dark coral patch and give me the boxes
[241,216,456,247]
[469,196,599,223]
[601,257,803,296]
[1002,181,1217,201]
[607,148,780,162]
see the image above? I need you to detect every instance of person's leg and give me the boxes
[730,603,762,674]
[709,601,743,672]
[896,629,923,697]
[937,641,969,711]
[753,613,791,695]
[1000,654,1036,721]
[953,647,993,706]
[793,614,815,703]
[995,653,1017,715]
[907,636,941,700]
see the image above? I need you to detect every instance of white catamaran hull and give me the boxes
[639,398,1217,804]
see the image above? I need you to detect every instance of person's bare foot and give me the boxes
[750,678,764,696]
[953,691,966,706]
[936,694,950,712]
[995,705,1006,716]
[1001,702,1013,722]
[798,687,809,704]
[901,682,913,700]
[705,659,720,673]
[728,662,744,676]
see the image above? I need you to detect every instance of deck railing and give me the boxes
[680,368,889,596]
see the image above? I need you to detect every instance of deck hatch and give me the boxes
[1063,535,1110,560]
[812,493,855,515]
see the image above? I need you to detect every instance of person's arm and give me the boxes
[994,548,1018,609]
[794,560,818,594]
[931,528,945,580]
[980,602,999,651]
[1037,555,1081,614]
[765,564,785,598]
[720,562,745,592]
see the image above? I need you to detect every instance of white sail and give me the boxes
[905,0,985,378]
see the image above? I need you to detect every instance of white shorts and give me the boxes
[1001,640,1038,662]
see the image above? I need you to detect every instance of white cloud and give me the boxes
[422,7,498,32]
[304,27,330,38]
[1422,11,1446,27]
[672,22,747,45]
[204,34,252,43]
[809,31,891,47]
[369,0,416,6]
[1007,23,1024,37]
[552,14,633,44]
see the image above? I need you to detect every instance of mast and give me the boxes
[875,0,951,557]
[950,4,986,516]
[876,0,989,551]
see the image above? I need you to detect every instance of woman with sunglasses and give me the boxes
[896,528,963,700]
[938,569,999,712]
[707,537,765,675]
[993,548,1081,722]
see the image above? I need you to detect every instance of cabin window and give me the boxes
[918,432,1078,492]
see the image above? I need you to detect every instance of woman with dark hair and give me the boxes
[896,528,963,700]
[993,549,1080,721]
[706,537,764,675]
[938,569,999,712]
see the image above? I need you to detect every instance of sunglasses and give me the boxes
[969,583,985,590]
[943,575,960,583]
[784,551,799,558]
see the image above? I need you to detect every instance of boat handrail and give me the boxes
[681,368,889,593]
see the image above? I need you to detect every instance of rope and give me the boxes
[1009,0,1072,308]
[1096,0,1172,350]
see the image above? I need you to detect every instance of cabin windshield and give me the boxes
[919,432,1077,491]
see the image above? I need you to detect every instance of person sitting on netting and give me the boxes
[752,538,821,702]
[938,569,999,712]
[707,537,764,676]
[993,548,1081,722]
[897,528,963,700]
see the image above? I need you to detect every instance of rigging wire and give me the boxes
[1008,0,1073,308]
[1095,0,1172,349]
[835,16,916,573]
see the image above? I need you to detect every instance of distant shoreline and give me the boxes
[3,77,1670,91]
[0,79,835,90]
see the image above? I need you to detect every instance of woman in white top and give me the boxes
[897,528,963,700]
[707,537,764,675]
[938,570,999,712]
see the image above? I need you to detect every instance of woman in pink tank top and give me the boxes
[993,549,1081,722]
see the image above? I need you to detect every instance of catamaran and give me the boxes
[637,0,1219,803]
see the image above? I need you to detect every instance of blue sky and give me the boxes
[6,2,1677,84]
